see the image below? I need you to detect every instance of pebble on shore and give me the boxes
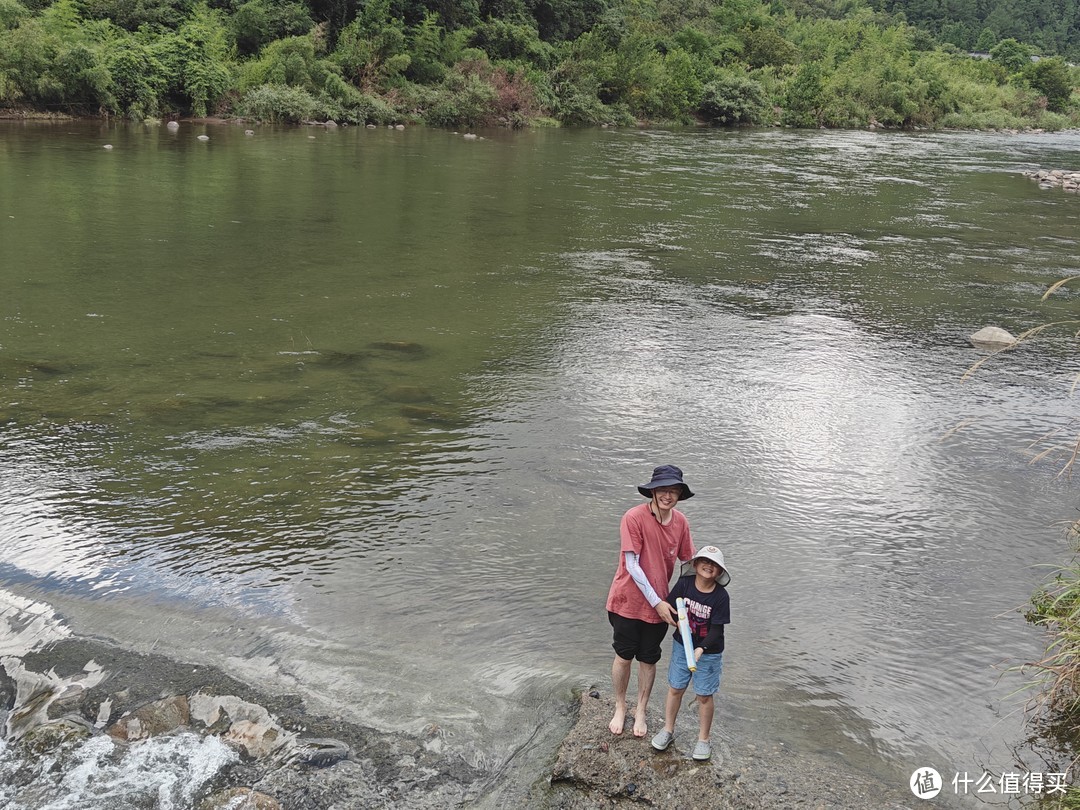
[1024,168,1080,192]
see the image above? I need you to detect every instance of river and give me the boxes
[1,120,1079,806]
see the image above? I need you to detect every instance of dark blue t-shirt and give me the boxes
[666,574,730,655]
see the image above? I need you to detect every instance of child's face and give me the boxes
[694,559,722,580]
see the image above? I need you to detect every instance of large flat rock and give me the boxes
[541,691,916,809]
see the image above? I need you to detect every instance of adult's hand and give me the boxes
[655,600,676,626]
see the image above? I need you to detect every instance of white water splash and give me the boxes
[0,732,238,809]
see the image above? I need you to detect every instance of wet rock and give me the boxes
[17,716,94,756]
[190,692,294,758]
[541,689,916,809]
[1024,168,1080,191]
[338,427,395,446]
[0,355,75,379]
[548,691,727,807]
[286,737,351,767]
[198,787,281,810]
[969,326,1017,348]
[399,405,461,427]
[306,350,369,368]
[226,718,287,759]
[107,694,190,741]
[4,658,106,740]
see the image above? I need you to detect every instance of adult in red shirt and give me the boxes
[605,465,696,737]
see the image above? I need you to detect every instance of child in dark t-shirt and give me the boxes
[650,545,731,762]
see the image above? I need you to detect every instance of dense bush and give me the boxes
[238,81,318,121]
[698,74,770,125]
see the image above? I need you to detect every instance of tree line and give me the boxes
[0,0,1076,128]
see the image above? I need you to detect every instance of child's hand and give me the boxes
[694,647,704,663]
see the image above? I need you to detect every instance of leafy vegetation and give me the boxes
[0,0,1077,127]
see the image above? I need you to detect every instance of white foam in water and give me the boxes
[0,732,238,809]
[0,588,71,657]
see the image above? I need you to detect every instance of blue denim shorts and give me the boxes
[667,639,723,696]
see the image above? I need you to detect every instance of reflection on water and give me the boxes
[2,123,1080,799]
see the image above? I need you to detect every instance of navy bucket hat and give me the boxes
[637,465,694,500]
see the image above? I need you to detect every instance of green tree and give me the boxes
[231,0,313,56]
[405,10,446,83]
[0,0,29,29]
[105,35,167,117]
[528,0,606,42]
[742,25,797,68]
[79,0,188,31]
[781,59,825,125]
[1022,55,1073,111]
[331,0,409,89]
[990,37,1032,73]
[655,46,705,119]
[699,72,769,123]
[974,26,996,51]
[174,2,233,117]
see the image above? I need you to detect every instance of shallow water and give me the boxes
[2,121,1080,803]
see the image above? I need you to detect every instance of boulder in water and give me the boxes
[969,326,1017,348]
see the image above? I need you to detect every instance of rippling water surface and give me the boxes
[2,122,1080,803]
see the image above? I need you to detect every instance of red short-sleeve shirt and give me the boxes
[605,502,695,623]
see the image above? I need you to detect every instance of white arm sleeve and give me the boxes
[625,551,662,607]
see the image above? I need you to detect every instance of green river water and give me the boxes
[2,120,1080,806]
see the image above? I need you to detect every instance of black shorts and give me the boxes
[609,611,668,664]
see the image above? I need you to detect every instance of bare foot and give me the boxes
[608,706,626,735]
[632,709,648,738]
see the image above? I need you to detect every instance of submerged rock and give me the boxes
[383,384,432,404]
[107,694,190,742]
[399,404,461,427]
[368,340,426,355]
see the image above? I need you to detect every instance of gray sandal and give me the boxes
[651,729,674,751]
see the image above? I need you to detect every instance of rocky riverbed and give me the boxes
[0,630,922,809]
[1024,168,1080,191]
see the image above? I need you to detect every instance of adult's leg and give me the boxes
[632,619,669,738]
[632,661,656,737]
[609,655,632,734]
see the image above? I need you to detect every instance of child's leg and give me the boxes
[696,693,714,741]
[693,651,723,742]
[663,685,686,733]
